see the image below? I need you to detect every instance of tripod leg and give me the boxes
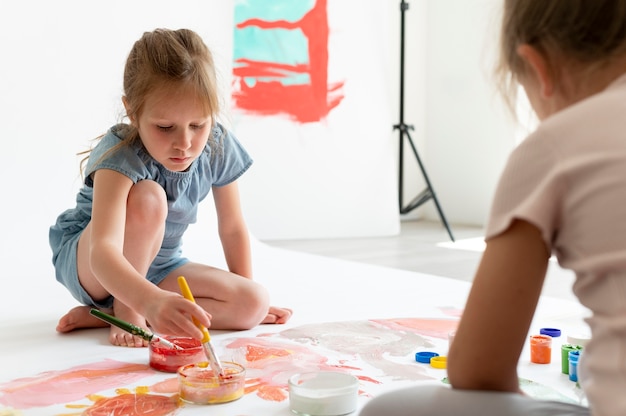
[404,129,455,242]
[431,190,455,242]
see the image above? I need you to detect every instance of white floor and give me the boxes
[263,219,579,302]
[0,219,590,415]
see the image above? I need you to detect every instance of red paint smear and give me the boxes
[246,344,293,361]
[244,378,288,402]
[235,59,310,78]
[0,360,154,409]
[356,375,382,385]
[370,318,459,340]
[254,384,288,402]
[148,378,178,394]
[233,0,344,123]
[82,393,179,416]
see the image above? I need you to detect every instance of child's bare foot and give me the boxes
[56,305,109,333]
[110,300,149,348]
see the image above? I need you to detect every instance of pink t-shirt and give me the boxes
[486,74,626,416]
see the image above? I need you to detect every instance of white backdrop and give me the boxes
[0,0,519,263]
[0,0,400,248]
[232,0,399,240]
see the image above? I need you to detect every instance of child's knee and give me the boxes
[126,180,167,224]
[239,284,270,329]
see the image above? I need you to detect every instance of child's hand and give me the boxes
[262,305,293,324]
[143,291,212,339]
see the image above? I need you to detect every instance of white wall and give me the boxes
[397,0,517,227]
[0,0,517,269]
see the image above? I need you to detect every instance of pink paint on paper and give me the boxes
[371,318,459,340]
[0,359,154,409]
[279,320,440,381]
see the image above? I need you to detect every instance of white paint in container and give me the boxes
[289,371,359,416]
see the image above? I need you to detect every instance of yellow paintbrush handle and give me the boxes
[177,276,211,343]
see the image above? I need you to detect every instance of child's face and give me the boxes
[134,89,212,172]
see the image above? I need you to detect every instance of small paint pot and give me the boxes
[561,344,583,374]
[178,361,246,404]
[149,336,205,373]
[289,371,359,416]
[530,334,552,364]
[569,350,581,382]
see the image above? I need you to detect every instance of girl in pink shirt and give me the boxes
[361,1,626,415]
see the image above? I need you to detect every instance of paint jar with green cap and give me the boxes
[561,344,583,374]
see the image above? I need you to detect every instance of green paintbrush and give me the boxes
[89,308,181,350]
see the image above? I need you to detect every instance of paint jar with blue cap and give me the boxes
[569,350,581,382]
[561,344,583,374]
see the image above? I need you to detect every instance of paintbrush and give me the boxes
[89,308,182,350]
[177,275,225,378]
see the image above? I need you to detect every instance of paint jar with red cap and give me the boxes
[149,336,205,373]
[530,334,552,364]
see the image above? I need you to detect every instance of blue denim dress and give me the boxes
[49,123,252,308]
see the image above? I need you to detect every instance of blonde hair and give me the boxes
[495,0,626,112]
[81,28,220,173]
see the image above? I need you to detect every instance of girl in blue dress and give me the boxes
[50,28,292,347]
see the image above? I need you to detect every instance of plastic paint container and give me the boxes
[149,336,205,373]
[289,371,359,416]
[561,344,583,374]
[529,334,552,364]
[569,350,581,382]
[430,356,447,369]
[178,361,246,404]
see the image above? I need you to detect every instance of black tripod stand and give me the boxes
[394,0,454,242]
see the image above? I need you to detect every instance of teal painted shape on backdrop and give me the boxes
[234,27,309,68]
[234,0,315,23]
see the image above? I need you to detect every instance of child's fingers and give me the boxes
[176,300,212,338]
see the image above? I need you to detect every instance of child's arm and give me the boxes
[88,169,211,338]
[213,182,293,325]
[447,219,550,393]
[212,182,252,277]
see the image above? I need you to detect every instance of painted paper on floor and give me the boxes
[1,318,568,415]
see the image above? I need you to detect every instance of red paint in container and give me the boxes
[149,336,205,373]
